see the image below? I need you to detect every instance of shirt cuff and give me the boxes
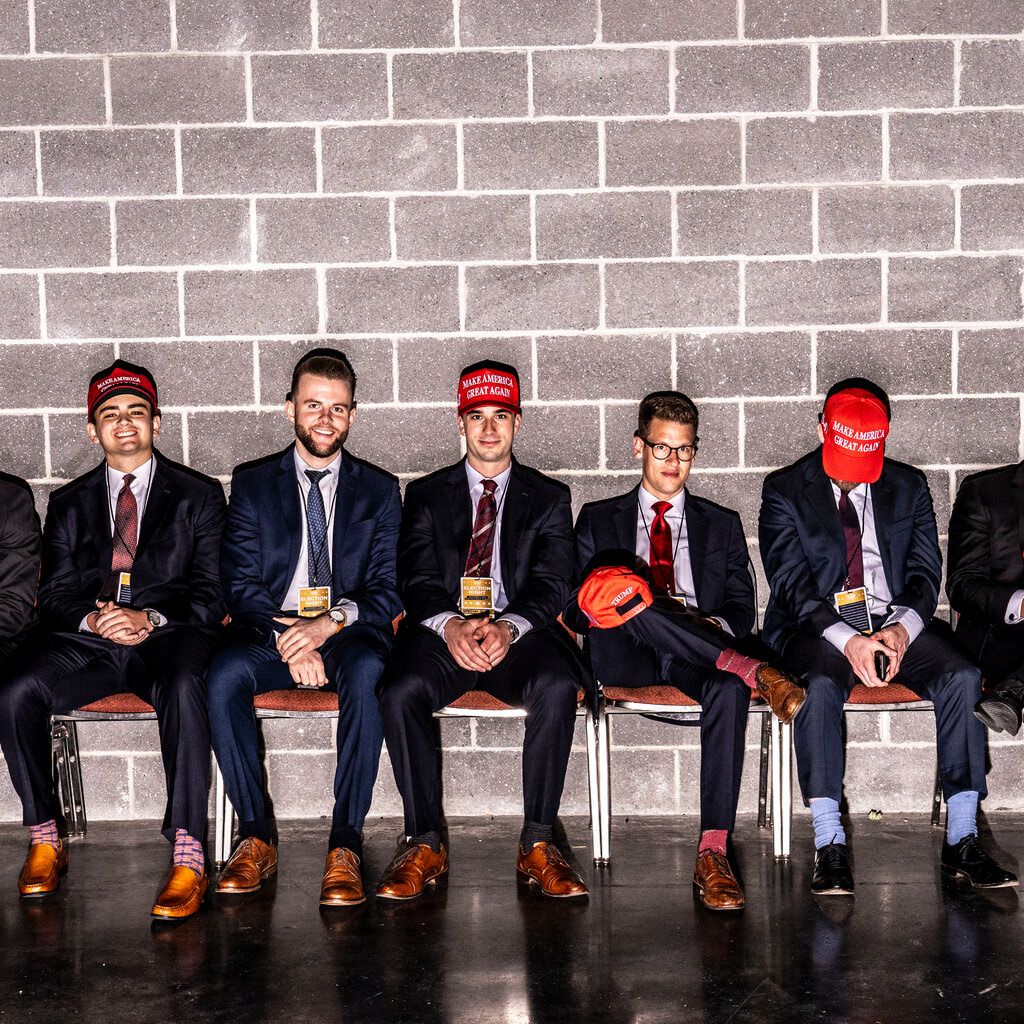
[495,613,532,640]
[882,607,924,645]
[144,608,167,628]
[423,611,462,639]
[823,621,859,655]
[79,613,94,633]
[711,616,734,638]
[1005,590,1024,625]
[333,599,358,626]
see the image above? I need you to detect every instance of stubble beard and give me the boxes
[296,422,348,460]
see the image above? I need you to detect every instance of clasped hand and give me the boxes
[89,600,151,646]
[273,614,338,688]
[843,623,910,687]
[443,616,512,672]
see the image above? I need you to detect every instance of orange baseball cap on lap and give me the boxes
[577,566,653,629]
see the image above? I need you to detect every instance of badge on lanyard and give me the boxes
[671,594,687,609]
[116,572,132,605]
[833,586,872,634]
[298,586,331,618]
[460,576,494,616]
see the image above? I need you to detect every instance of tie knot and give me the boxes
[652,501,672,517]
[121,473,135,488]
[481,479,497,495]
[305,468,329,487]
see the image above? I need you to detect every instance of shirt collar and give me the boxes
[106,455,154,489]
[294,446,342,482]
[465,460,512,494]
[639,484,685,516]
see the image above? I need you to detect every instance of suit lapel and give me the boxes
[445,462,473,584]
[331,455,358,591]
[84,463,114,572]
[805,456,847,585]
[276,447,303,580]
[1011,462,1024,561]
[613,487,638,550]
[135,456,171,558]
[870,466,897,587]
[498,462,531,600]
[684,491,707,605]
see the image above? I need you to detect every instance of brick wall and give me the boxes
[1,0,1023,826]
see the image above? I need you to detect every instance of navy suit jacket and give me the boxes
[947,461,1024,662]
[0,473,40,653]
[758,448,941,651]
[398,457,572,631]
[222,446,402,634]
[38,452,226,633]
[565,484,755,639]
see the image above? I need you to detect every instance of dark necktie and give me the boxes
[305,469,331,587]
[109,473,137,599]
[838,492,864,589]
[649,500,675,596]
[464,480,498,578]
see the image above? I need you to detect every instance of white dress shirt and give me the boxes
[822,481,924,654]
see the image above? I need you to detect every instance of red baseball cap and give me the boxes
[820,387,890,484]
[577,566,653,629]
[457,360,521,416]
[87,360,158,419]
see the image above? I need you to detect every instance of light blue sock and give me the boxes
[811,798,846,849]
[946,791,979,845]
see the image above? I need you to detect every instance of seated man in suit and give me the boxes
[376,360,587,900]
[564,390,805,911]
[0,361,226,918]
[208,348,401,907]
[948,462,1024,734]
[0,472,41,671]
[758,377,1015,895]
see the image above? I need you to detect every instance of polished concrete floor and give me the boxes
[2,815,1024,1023]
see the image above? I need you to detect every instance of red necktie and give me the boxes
[838,492,864,589]
[649,500,674,596]
[108,473,138,597]
[464,479,498,578]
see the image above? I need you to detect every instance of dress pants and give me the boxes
[378,625,583,837]
[588,602,749,832]
[778,626,987,806]
[206,621,391,853]
[0,627,215,842]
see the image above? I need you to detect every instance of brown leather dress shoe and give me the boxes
[376,842,448,900]
[320,848,366,906]
[516,842,588,898]
[18,841,68,897]
[754,664,806,724]
[152,866,208,919]
[215,837,278,894]
[693,850,745,911]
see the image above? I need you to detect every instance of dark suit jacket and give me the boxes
[564,484,755,638]
[947,461,1024,667]
[0,474,41,653]
[38,452,226,633]
[759,448,941,651]
[398,457,572,630]
[222,446,402,634]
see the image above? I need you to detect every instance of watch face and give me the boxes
[147,611,159,627]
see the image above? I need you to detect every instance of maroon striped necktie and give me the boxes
[838,492,864,589]
[108,473,138,597]
[464,479,498,577]
[649,500,675,596]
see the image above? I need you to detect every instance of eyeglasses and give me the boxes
[636,435,699,463]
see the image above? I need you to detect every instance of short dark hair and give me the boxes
[288,348,357,403]
[823,377,891,420]
[637,390,699,438]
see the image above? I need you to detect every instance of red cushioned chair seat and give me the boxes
[446,690,517,712]
[77,693,155,714]
[254,689,340,712]
[846,682,924,704]
[603,685,698,706]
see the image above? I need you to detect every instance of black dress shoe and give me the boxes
[973,677,1024,735]
[941,834,1018,888]
[811,843,854,896]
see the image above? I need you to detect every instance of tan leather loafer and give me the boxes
[320,848,366,906]
[754,664,806,724]
[152,866,208,919]
[215,837,278,894]
[18,841,68,897]
[376,842,448,900]
[693,850,745,911]
[516,842,588,898]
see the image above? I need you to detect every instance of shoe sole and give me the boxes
[375,869,448,901]
[811,885,854,896]
[319,893,367,907]
[516,869,588,898]
[214,863,277,895]
[973,704,1021,736]
[941,865,1019,889]
[692,882,744,911]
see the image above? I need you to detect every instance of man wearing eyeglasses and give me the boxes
[564,390,806,911]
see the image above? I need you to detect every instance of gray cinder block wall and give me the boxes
[1,0,1023,826]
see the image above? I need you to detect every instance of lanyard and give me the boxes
[297,474,339,588]
[106,460,153,558]
[841,486,869,590]
[465,482,506,574]
[638,498,684,591]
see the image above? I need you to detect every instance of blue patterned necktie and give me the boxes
[305,469,331,587]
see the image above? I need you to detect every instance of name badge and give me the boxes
[834,587,872,634]
[671,595,688,609]
[116,572,132,605]
[298,586,331,618]
[460,576,494,616]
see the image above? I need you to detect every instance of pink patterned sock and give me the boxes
[715,649,762,690]
[30,819,60,849]
[699,830,729,856]
[173,829,205,874]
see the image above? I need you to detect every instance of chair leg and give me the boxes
[931,761,943,828]
[585,704,602,865]
[52,720,86,837]
[214,762,233,867]
[596,705,611,867]
[771,716,792,860]
[757,713,770,829]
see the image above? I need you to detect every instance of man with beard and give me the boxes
[207,349,401,906]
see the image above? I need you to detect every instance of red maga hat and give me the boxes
[820,386,890,484]
[577,566,653,629]
[457,361,521,416]
[87,361,158,419]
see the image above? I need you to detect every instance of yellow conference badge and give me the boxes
[298,586,331,618]
[117,572,131,604]
[460,576,495,616]
[833,587,871,634]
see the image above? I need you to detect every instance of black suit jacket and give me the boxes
[398,457,572,630]
[759,448,941,650]
[565,484,755,638]
[38,452,226,633]
[221,446,402,634]
[0,473,40,652]
[947,461,1024,664]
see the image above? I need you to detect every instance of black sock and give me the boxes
[520,821,553,851]
[239,818,272,845]
[411,831,442,853]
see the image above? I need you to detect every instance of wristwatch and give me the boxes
[500,619,520,644]
[145,609,161,629]
[328,607,347,631]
